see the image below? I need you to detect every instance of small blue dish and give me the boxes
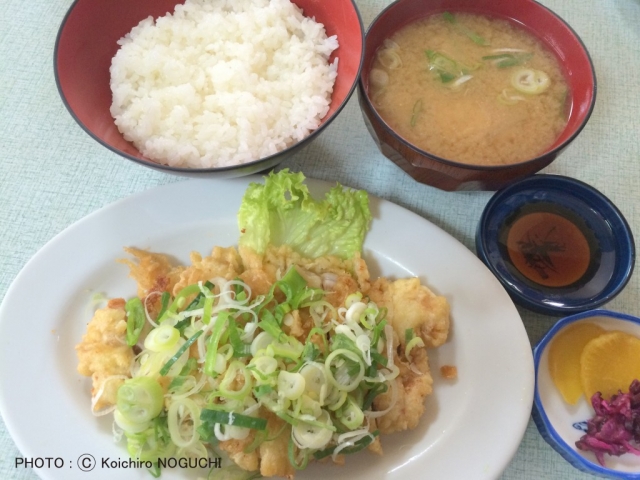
[476,174,635,315]
[532,309,640,479]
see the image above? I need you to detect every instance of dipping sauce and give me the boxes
[500,203,599,288]
[367,12,569,166]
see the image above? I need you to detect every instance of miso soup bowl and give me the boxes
[54,0,364,177]
[358,0,596,191]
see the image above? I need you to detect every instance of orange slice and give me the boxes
[548,322,606,404]
[580,331,640,400]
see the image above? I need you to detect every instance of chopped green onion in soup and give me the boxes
[511,68,551,94]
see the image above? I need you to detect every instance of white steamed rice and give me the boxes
[109,0,339,168]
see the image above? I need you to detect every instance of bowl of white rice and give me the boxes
[54,0,364,176]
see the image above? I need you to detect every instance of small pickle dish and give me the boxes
[533,309,640,479]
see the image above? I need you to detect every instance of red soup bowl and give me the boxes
[54,0,364,177]
[358,0,596,191]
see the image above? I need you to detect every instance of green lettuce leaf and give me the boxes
[237,169,371,259]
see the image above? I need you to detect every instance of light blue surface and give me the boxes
[1,0,640,479]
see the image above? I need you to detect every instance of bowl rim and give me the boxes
[358,0,598,172]
[532,308,640,479]
[53,0,365,173]
[476,174,636,315]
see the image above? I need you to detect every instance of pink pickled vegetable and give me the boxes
[575,379,640,466]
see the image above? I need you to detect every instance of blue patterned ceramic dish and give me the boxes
[532,309,640,478]
[476,174,635,315]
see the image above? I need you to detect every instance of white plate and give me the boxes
[0,176,534,480]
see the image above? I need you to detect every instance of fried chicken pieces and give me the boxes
[76,244,450,478]
[364,277,450,434]
[76,301,134,411]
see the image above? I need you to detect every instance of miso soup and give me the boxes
[368,12,570,166]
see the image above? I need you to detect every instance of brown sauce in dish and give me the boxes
[506,212,589,287]
[500,203,600,289]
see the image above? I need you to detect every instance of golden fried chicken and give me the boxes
[258,414,295,479]
[373,347,433,434]
[77,245,450,477]
[118,247,181,298]
[120,246,245,300]
[365,277,449,434]
[172,246,243,294]
[75,306,133,411]
[218,433,260,472]
[218,412,295,479]
[367,277,450,348]
[241,245,370,293]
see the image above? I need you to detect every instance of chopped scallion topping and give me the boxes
[511,68,550,94]
[482,52,533,69]
[443,11,488,45]
[125,297,145,346]
[159,329,202,376]
[411,99,423,127]
[200,408,268,431]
